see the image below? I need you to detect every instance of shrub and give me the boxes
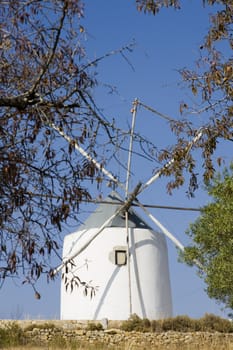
[150,320,163,332]
[0,322,25,348]
[199,313,233,333]
[121,314,202,333]
[161,315,197,332]
[86,322,103,331]
[120,314,233,333]
[121,314,151,332]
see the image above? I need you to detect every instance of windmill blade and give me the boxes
[125,98,138,316]
[139,127,205,195]
[53,207,123,275]
[136,200,204,269]
[50,122,125,189]
[135,199,184,251]
[125,98,138,197]
[53,183,142,275]
[39,107,124,190]
[46,109,204,200]
[44,105,204,199]
[138,100,175,122]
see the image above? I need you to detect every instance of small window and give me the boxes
[115,250,127,266]
[109,246,127,266]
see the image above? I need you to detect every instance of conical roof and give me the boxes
[78,191,152,231]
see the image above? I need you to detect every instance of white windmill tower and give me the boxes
[54,99,203,321]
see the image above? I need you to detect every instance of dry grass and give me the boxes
[5,342,233,350]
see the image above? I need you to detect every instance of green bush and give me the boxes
[0,322,25,348]
[86,322,103,331]
[121,314,198,332]
[120,313,233,333]
[150,320,163,332]
[161,315,198,332]
[121,314,151,332]
[199,313,233,333]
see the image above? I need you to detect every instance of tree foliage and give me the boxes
[137,0,233,310]
[0,0,90,287]
[137,0,233,192]
[182,165,233,310]
[0,0,136,290]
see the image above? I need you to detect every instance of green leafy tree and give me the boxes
[137,0,233,309]
[182,165,233,310]
[135,0,233,311]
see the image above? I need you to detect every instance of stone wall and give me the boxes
[1,320,233,349]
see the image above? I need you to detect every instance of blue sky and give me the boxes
[1,0,232,319]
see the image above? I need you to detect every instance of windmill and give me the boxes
[54,99,203,321]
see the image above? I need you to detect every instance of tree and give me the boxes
[182,165,233,310]
[136,0,233,193]
[0,1,138,293]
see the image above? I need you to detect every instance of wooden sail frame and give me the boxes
[53,98,204,276]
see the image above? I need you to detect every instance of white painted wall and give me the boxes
[60,226,172,320]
